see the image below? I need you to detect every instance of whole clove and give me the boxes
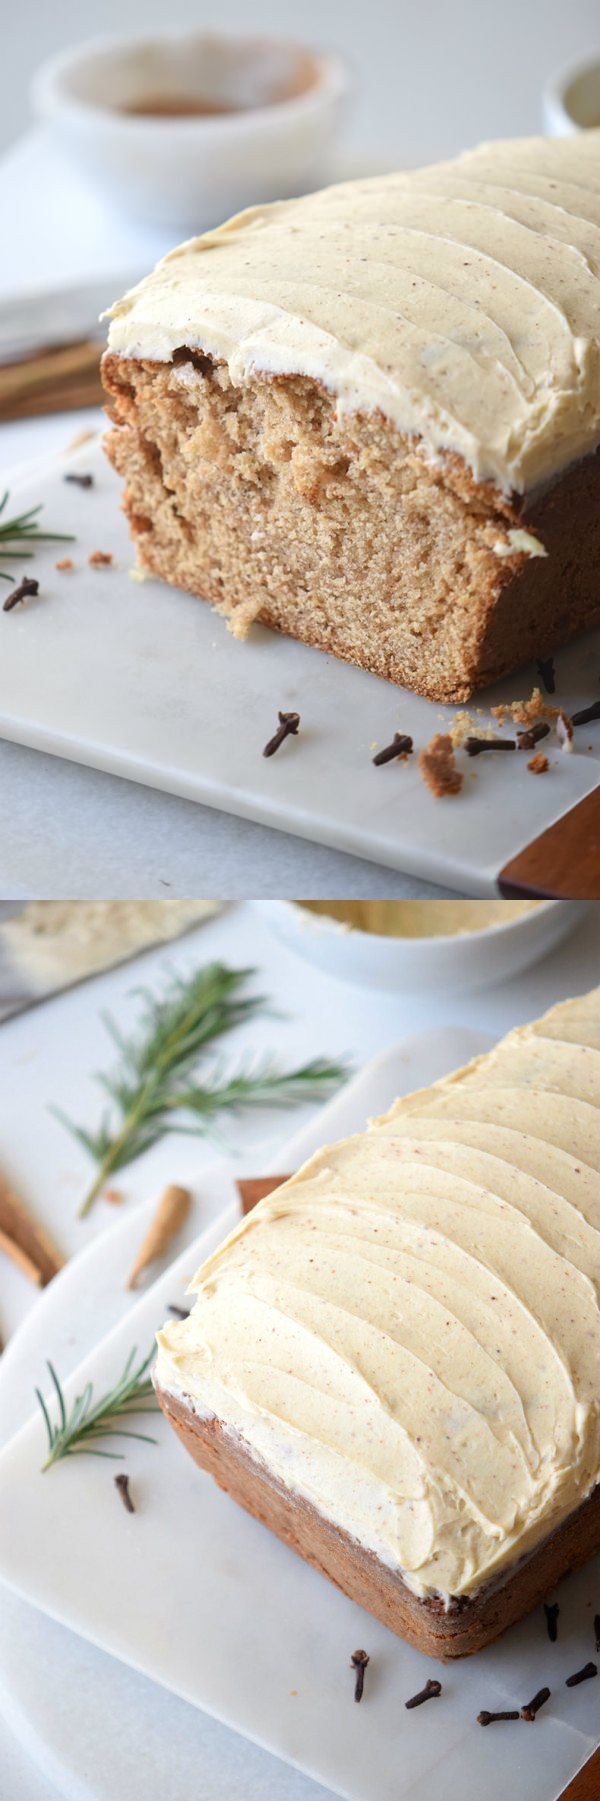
[64,472,94,489]
[544,1601,560,1642]
[464,735,516,757]
[114,1472,135,1513]
[351,1649,369,1702]
[536,656,556,694]
[372,732,413,766]
[520,1686,551,1721]
[405,1679,442,1710]
[566,1662,597,1688]
[477,1709,520,1726]
[517,721,550,751]
[571,700,600,728]
[3,576,39,613]
[262,710,301,758]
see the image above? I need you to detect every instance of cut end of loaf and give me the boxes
[102,349,600,702]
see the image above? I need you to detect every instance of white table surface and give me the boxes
[3,0,600,896]
[1,899,600,1796]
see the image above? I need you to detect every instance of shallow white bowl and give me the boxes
[31,30,352,229]
[256,900,588,993]
[542,55,600,135]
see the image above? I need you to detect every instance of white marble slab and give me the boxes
[1,443,599,892]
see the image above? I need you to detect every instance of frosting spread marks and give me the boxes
[107,133,600,494]
[156,987,600,1601]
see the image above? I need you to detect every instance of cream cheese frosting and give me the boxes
[106,132,600,494]
[156,986,600,1603]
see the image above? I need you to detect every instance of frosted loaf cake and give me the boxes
[155,986,600,1657]
[103,134,600,702]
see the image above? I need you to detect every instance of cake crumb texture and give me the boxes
[102,352,600,702]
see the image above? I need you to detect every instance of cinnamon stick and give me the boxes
[0,1174,64,1286]
[236,1176,292,1215]
[126,1184,191,1289]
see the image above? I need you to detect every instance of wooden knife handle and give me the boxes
[499,785,600,897]
[560,1748,600,1799]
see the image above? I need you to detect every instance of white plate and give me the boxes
[0,1029,599,1801]
[1,443,599,891]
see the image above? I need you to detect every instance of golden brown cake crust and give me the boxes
[102,350,600,704]
[156,1380,600,1660]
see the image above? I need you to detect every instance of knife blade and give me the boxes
[0,272,143,364]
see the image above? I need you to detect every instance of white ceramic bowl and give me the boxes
[543,55,600,136]
[256,900,588,994]
[31,31,352,229]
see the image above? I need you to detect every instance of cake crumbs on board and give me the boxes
[66,427,97,451]
[527,752,549,774]
[418,733,464,798]
[223,595,264,639]
[448,710,498,748]
[492,685,560,727]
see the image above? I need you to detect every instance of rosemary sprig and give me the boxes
[0,489,74,581]
[36,1347,159,1471]
[52,961,348,1217]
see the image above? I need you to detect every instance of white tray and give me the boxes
[0,1031,598,1801]
[1,441,599,891]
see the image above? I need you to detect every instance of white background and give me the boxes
[1,0,600,895]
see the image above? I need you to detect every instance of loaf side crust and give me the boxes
[155,1379,600,1659]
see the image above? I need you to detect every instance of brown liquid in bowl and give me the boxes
[119,95,244,117]
[116,55,319,120]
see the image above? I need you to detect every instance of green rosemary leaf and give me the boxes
[52,961,349,1217]
[73,1428,158,1446]
[62,1447,128,1461]
[169,1058,350,1119]
[49,1106,106,1160]
[47,1361,67,1432]
[0,489,75,582]
[35,1386,55,1453]
[37,1347,159,1471]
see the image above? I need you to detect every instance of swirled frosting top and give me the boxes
[107,132,600,493]
[156,986,600,1602]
